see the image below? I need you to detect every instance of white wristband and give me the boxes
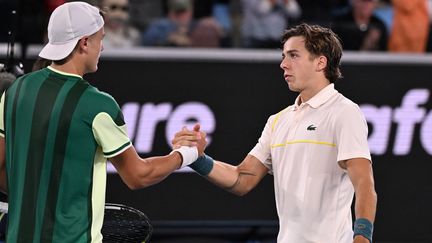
[171,146,198,168]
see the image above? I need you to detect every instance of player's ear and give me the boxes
[77,37,90,53]
[316,55,327,72]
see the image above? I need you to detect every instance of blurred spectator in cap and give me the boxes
[99,0,141,48]
[331,0,388,51]
[169,0,192,12]
[142,0,195,46]
[388,0,430,53]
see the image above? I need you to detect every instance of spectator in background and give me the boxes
[212,0,233,46]
[190,16,224,48]
[241,0,301,49]
[191,0,226,47]
[99,0,141,48]
[427,0,432,51]
[388,0,430,53]
[297,0,348,26]
[373,0,393,34]
[332,0,387,51]
[128,0,164,31]
[142,0,195,47]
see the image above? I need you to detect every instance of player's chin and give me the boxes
[90,65,98,73]
[287,83,300,92]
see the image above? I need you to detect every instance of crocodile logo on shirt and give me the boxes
[307,125,316,131]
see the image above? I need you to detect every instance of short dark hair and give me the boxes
[32,58,52,71]
[281,23,343,83]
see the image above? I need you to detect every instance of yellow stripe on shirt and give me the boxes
[271,108,289,132]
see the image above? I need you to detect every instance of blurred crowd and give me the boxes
[1,0,432,53]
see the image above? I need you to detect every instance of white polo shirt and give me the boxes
[250,84,371,243]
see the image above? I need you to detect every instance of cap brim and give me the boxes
[39,39,80,61]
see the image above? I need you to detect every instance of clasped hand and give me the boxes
[172,124,207,156]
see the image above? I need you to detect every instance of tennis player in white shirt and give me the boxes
[174,23,377,243]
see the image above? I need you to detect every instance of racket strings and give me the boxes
[102,204,153,243]
[0,202,152,242]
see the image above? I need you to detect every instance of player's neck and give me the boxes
[299,79,331,103]
[51,61,85,77]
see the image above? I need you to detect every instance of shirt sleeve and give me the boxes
[249,115,275,173]
[92,111,131,158]
[335,103,372,163]
[0,92,5,138]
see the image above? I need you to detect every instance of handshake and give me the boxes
[171,123,209,169]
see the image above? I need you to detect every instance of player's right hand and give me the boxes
[171,124,207,156]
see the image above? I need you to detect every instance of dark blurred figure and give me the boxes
[190,0,226,47]
[298,0,348,26]
[20,0,65,54]
[31,57,52,72]
[142,0,195,47]
[389,0,430,53]
[128,0,164,31]
[0,64,15,94]
[332,0,387,51]
[0,0,64,60]
[0,0,17,42]
[212,0,233,46]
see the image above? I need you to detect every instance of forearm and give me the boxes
[139,153,183,186]
[205,161,243,194]
[171,127,267,195]
[194,155,268,196]
[352,179,377,243]
[345,158,377,242]
[112,150,183,190]
[350,174,376,243]
[354,180,377,222]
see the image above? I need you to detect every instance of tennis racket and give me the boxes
[102,203,153,243]
[0,202,153,243]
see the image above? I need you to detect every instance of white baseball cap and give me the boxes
[39,2,104,61]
